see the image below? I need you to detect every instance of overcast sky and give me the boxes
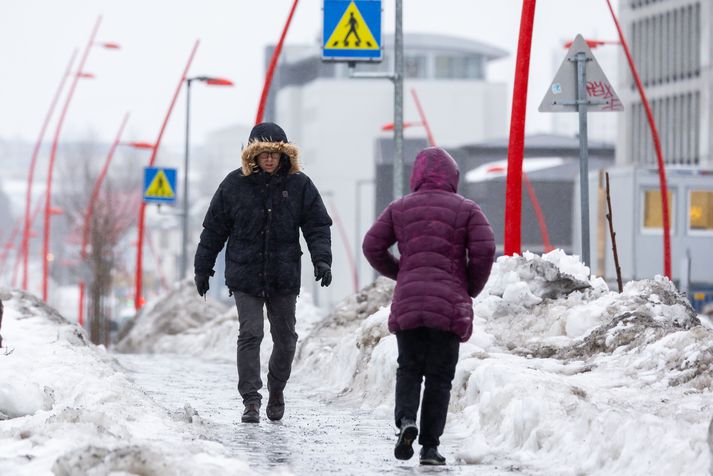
[1,0,620,150]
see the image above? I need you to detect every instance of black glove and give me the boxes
[194,274,210,297]
[314,262,332,287]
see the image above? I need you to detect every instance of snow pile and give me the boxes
[294,250,713,475]
[115,279,231,355]
[117,280,325,363]
[0,289,257,475]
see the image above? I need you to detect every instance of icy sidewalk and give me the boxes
[0,290,256,476]
[116,353,513,475]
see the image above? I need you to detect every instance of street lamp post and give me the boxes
[180,76,233,280]
[21,49,77,291]
[76,115,156,327]
[41,16,120,302]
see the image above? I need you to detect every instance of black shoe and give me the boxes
[394,419,418,460]
[266,389,285,421]
[241,403,259,423]
[420,446,446,466]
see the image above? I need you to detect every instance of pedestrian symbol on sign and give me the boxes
[324,1,378,51]
[143,167,177,204]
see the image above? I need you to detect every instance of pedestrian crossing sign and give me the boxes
[322,0,382,62]
[143,167,177,204]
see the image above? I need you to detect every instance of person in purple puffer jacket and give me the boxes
[362,146,495,466]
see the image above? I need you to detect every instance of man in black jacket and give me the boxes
[194,122,332,423]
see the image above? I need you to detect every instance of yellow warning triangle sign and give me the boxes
[325,1,379,50]
[145,169,175,198]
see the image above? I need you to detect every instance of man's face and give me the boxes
[257,151,280,174]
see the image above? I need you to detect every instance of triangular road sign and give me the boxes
[539,34,623,113]
[145,169,175,199]
[324,1,379,50]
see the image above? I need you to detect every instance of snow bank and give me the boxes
[294,250,713,475]
[116,280,325,363]
[0,289,257,475]
[115,279,231,355]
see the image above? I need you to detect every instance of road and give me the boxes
[117,354,522,476]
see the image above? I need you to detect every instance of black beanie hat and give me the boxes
[248,122,288,143]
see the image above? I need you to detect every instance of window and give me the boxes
[404,55,426,79]
[434,55,484,79]
[643,189,675,230]
[689,190,713,232]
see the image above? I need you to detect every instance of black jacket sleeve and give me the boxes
[299,177,333,266]
[194,181,233,277]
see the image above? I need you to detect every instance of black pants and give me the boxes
[395,327,460,447]
[234,292,298,406]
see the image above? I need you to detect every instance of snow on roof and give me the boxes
[465,157,566,183]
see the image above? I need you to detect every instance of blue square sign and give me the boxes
[323,0,382,62]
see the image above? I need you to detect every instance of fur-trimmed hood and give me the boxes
[241,140,301,176]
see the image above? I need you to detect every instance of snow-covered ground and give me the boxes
[2,249,713,475]
[295,250,713,475]
[0,289,258,475]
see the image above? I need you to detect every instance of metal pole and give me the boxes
[355,181,361,289]
[181,79,191,280]
[576,51,590,269]
[393,0,404,200]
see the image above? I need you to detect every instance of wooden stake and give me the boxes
[605,172,623,292]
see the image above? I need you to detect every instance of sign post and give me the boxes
[539,34,623,269]
[322,0,406,200]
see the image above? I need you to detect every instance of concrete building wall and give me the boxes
[618,0,711,167]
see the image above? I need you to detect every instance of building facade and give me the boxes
[593,0,713,305]
[619,0,709,167]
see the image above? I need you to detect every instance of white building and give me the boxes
[267,33,509,306]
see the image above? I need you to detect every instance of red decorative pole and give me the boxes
[21,50,78,291]
[42,16,113,302]
[0,221,21,280]
[522,173,553,252]
[326,199,359,294]
[504,0,537,256]
[78,113,129,326]
[255,0,300,124]
[605,0,671,278]
[134,40,200,310]
[410,89,436,147]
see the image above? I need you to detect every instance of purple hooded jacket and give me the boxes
[362,147,495,342]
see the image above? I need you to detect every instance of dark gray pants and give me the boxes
[234,292,298,406]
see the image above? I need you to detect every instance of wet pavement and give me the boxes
[117,354,521,475]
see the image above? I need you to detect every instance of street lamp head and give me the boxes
[563,38,620,49]
[381,121,422,131]
[188,76,234,86]
[123,141,155,150]
[98,42,121,49]
[205,78,233,86]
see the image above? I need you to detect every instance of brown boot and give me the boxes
[241,403,259,423]
[266,389,285,421]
